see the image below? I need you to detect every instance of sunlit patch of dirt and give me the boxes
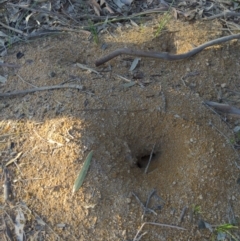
[0,17,240,240]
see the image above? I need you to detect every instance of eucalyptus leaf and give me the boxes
[0,75,7,83]
[129,57,140,71]
[72,151,93,194]
[122,82,136,88]
[217,232,226,240]
[204,221,213,232]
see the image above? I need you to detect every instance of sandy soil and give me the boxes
[0,16,240,240]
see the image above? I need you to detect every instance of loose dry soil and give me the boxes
[1,16,240,241]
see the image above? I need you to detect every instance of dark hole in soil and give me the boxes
[136,152,156,169]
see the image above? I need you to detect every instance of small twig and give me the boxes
[179,206,188,223]
[3,167,12,201]
[132,192,157,216]
[0,21,27,36]
[134,231,147,241]
[17,74,38,88]
[0,84,83,98]
[161,91,166,113]
[142,189,156,220]
[227,202,236,224]
[5,152,23,167]
[0,62,20,68]
[133,222,186,241]
[95,34,240,66]
[132,192,146,210]
[144,143,156,174]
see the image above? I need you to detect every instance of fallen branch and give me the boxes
[0,84,83,98]
[204,101,240,117]
[95,34,240,66]
[203,11,240,21]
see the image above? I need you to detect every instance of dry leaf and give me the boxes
[129,58,141,71]
[130,19,138,27]
[0,31,8,37]
[76,63,100,75]
[159,0,169,8]
[204,3,214,12]
[178,1,187,7]
[183,10,197,20]
[0,75,7,83]
[99,0,114,13]
[122,82,136,88]
[172,7,178,19]
[89,0,101,16]
[121,0,133,5]
[147,0,153,6]
[197,9,204,19]
[113,0,125,9]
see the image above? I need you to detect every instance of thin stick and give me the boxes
[0,62,20,68]
[17,74,38,88]
[0,84,83,98]
[95,34,240,66]
[203,11,240,21]
[142,189,156,220]
[132,192,147,210]
[179,206,188,223]
[132,192,157,216]
[5,152,23,167]
[133,222,186,241]
[144,143,156,174]
[161,91,166,113]
[0,21,27,36]
[134,231,148,241]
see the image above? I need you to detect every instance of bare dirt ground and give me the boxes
[1,16,240,240]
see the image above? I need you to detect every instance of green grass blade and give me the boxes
[72,150,93,194]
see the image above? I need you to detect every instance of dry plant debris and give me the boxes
[1,0,240,240]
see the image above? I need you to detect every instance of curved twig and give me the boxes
[95,34,240,66]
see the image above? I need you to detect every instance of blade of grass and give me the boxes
[72,150,93,194]
[155,0,175,37]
